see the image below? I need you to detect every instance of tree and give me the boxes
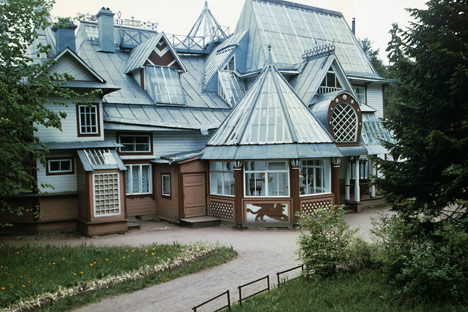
[376,0,468,224]
[360,38,387,77]
[0,0,90,222]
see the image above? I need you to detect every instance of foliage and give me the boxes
[372,215,468,303]
[360,38,388,77]
[297,207,362,277]
[231,269,466,312]
[0,0,94,221]
[376,0,468,222]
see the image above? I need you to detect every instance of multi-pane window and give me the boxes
[125,164,152,195]
[47,158,73,175]
[244,161,289,197]
[318,69,342,94]
[119,135,151,153]
[353,86,366,104]
[161,174,171,197]
[145,65,186,105]
[299,160,331,195]
[78,104,98,135]
[331,103,358,143]
[210,161,235,196]
[223,55,236,71]
[93,173,120,216]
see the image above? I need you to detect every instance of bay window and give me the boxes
[299,159,331,195]
[125,164,152,195]
[210,161,235,196]
[244,161,289,197]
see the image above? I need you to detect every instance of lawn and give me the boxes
[0,243,237,311]
[231,269,466,312]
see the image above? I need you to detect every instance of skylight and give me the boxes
[145,65,186,105]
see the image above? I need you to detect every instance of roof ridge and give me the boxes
[253,0,343,17]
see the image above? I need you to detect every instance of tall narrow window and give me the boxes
[126,164,152,195]
[161,173,171,197]
[299,160,331,195]
[210,161,235,196]
[78,104,99,136]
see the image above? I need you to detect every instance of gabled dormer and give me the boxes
[125,33,187,105]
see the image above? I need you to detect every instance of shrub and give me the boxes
[297,207,360,277]
[372,215,468,303]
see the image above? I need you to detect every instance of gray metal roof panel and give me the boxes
[45,141,123,150]
[104,123,189,132]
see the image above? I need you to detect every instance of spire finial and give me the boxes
[204,1,209,10]
[267,44,273,65]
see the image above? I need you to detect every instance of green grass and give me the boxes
[0,244,237,311]
[232,269,466,312]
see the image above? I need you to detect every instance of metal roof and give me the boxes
[207,64,333,147]
[44,141,123,150]
[361,113,392,155]
[77,149,126,172]
[235,0,378,75]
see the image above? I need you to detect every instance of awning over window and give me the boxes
[77,149,126,172]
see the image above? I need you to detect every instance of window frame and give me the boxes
[299,159,332,197]
[352,86,367,105]
[46,158,74,175]
[93,172,121,217]
[125,164,153,195]
[209,161,235,197]
[118,134,153,155]
[77,103,100,137]
[244,160,290,198]
[161,173,171,197]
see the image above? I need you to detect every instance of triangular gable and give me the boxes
[291,52,356,105]
[50,47,105,83]
[207,64,333,146]
[125,32,186,74]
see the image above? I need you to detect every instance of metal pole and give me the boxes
[238,286,242,306]
[345,157,351,201]
[355,157,360,203]
[227,290,231,310]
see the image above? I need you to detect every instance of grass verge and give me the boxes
[231,268,466,312]
[0,243,237,311]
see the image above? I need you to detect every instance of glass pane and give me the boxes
[141,165,149,193]
[223,172,232,195]
[315,167,324,193]
[132,166,140,193]
[268,161,286,170]
[245,172,265,196]
[327,72,335,87]
[61,160,71,171]
[217,172,223,194]
[135,143,149,152]
[120,136,133,144]
[135,136,149,144]
[49,161,60,172]
[268,172,288,196]
[126,166,131,194]
[210,172,217,194]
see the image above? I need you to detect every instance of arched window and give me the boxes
[328,93,361,144]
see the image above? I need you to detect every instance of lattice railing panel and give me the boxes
[210,200,234,220]
[332,103,357,142]
[301,199,333,216]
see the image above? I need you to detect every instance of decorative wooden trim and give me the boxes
[327,92,362,146]
[45,157,75,176]
[208,196,234,220]
[76,103,101,137]
[117,133,153,156]
[300,194,334,216]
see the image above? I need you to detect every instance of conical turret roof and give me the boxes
[183,1,228,45]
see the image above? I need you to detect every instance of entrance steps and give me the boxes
[180,216,220,228]
[345,197,389,213]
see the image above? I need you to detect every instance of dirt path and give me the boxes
[2,207,389,312]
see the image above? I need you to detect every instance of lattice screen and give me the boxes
[93,173,121,216]
[301,199,332,216]
[331,103,357,142]
[210,200,234,220]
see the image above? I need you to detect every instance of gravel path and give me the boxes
[2,207,389,312]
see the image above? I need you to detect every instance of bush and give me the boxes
[297,207,361,277]
[372,215,468,303]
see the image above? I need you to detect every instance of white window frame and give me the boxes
[78,104,99,135]
[244,160,290,198]
[209,161,235,197]
[47,158,73,174]
[125,164,153,195]
[118,135,152,154]
[353,86,366,104]
[299,159,332,197]
[223,55,236,71]
[161,174,171,197]
[93,172,121,217]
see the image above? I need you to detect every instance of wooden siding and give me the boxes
[367,84,384,118]
[127,196,155,217]
[155,164,179,221]
[39,196,78,221]
[180,159,208,174]
[76,160,89,221]
[49,53,96,81]
[0,197,35,223]
[37,156,77,193]
[35,101,104,142]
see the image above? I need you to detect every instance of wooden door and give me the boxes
[183,173,206,217]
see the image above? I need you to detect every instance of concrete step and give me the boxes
[127,222,141,229]
[180,216,220,228]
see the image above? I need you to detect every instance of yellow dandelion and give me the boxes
[10,286,14,288]
[37,269,40,272]
[16,251,20,255]
[131,249,135,253]
[145,255,148,257]
[93,261,96,264]
[28,281,31,284]
[145,249,148,253]
[105,258,109,261]
[80,271,84,274]
[151,252,155,256]
[62,258,65,260]
[152,248,155,250]
[0,265,3,268]
[39,256,42,259]
[21,285,25,288]
[123,256,126,259]
[125,249,128,252]
[52,262,55,265]
[74,273,77,276]
[89,263,93,267]
[1,287,5,290]
[40,284,43,287]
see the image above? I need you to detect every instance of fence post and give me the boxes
[238,286,242,306]
[227,290,231,310]
[267,275,270,292]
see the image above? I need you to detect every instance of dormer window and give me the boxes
[318,68,342,95]
[224,55,236,71]
[328,93,362,145]
[145,65,186,105]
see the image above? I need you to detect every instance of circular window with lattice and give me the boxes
[330,101,359,143]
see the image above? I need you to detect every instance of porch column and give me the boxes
[370,159,376,198]
[234,161,244,228]
[331,157,341,205]
[354,156,360,203]
[290,160,301,224]
[345,157,351,201]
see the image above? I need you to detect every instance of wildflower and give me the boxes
[123,256,126,259]
[37,269,40,272]
[74,273,77,276]
[152,253,156,256]
[105,258,109,261]
[145,249,148,253]
[28,281,31,283]
[52,262,56,265]
[16,251,20,255]
[1,287,5,290]
[22,285,25,288]
[93,261,96,264]
[80,271,84,274]
[39,284,43,287]
[131,250,135,253]
[62,258,65,260]
[90,264,93,267]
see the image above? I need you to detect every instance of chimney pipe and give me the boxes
[96,7,115,53]
[352,18,356,35]
[52,20,77,54]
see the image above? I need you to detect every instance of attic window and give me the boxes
[218,70,246,107]
[145,65,186,105]
[331,103,358,143]
[223,55,236,71]
[85,25,98,41]
[318,69,342,95]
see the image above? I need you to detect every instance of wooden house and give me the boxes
[4,0,392,234]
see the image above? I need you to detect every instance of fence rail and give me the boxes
[192,290,231,312]
[276,264,304,287]
[238,275,270,306]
